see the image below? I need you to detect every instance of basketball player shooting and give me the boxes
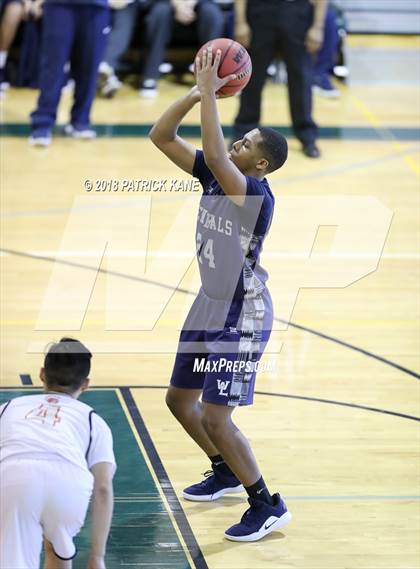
[150,44,290,542]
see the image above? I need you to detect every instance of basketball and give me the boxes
[194,38,252,98]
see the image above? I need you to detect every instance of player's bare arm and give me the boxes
[149,87,201,174]
[88,462,116,569]
[195,46,248,205]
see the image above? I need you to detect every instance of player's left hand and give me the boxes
[305,25,324,54]
[195,45,236,97]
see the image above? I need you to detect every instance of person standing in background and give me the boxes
[233,0,327,158]
[29,0,110,146]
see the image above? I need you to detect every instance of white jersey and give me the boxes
[0,392,116,473]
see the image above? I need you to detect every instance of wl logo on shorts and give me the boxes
[217,379,230,397]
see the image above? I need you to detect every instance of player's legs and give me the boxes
[41,460,93,563]
[200,384,291,542]
[70,5,109,130]
[167,385,245,501]
[201,401,260,486]
[166,385,219,456]
[30,4,76,136]
[170,295,245,500]
[0,459,44,568]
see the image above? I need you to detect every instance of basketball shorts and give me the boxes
[170,287,273,407]
[0,457,93,569]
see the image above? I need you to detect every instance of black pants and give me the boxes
[233,0,317,146]
[143,0,224,81]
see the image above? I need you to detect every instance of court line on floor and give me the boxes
[19,373,33,385]
[120,387,208,569]
[349,93,419,176]
[3,246,419,381]
[7,383,420,422]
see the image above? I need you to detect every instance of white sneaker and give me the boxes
[98,61,114,76]
[140,79,158,98]
[101,73,122,98]
[29,134,52,147]
[62,78,75,93]
[97,62,121,98]
[64,124,96,140]
[158,62,173,74]
[333,65,349,79]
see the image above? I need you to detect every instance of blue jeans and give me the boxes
[30,3,110,132]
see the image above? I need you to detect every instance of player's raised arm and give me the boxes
[196,46,248,204]
[149,87,201,175]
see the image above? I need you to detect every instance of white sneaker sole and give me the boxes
[312,85,340,98]
[140,89,158,99]
[183,483,244,502]
[28,136,51,147]
[63,125,96,140]
[224,510,292,542]
[72,131,96,140]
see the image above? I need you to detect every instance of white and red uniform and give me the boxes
[0,392,116,569]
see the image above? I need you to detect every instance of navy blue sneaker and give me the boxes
[225,493,292,542]
[183,468,244,502]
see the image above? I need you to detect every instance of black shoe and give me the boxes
[303,142,321,158]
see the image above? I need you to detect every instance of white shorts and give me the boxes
[0,457,93,569]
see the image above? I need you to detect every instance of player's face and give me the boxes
[228,129,264,173]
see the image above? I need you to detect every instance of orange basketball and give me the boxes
[194,38,252,98]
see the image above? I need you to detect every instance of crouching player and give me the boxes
[0,338,116,569]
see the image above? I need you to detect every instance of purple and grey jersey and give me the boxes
[170,151,275,407]
[193,150,274,302]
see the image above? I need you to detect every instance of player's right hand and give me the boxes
[87,555,106,569]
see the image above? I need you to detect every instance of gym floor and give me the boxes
[1,35,419,569]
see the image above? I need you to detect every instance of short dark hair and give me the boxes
[257,127,288,173]
[44,338,92,393]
